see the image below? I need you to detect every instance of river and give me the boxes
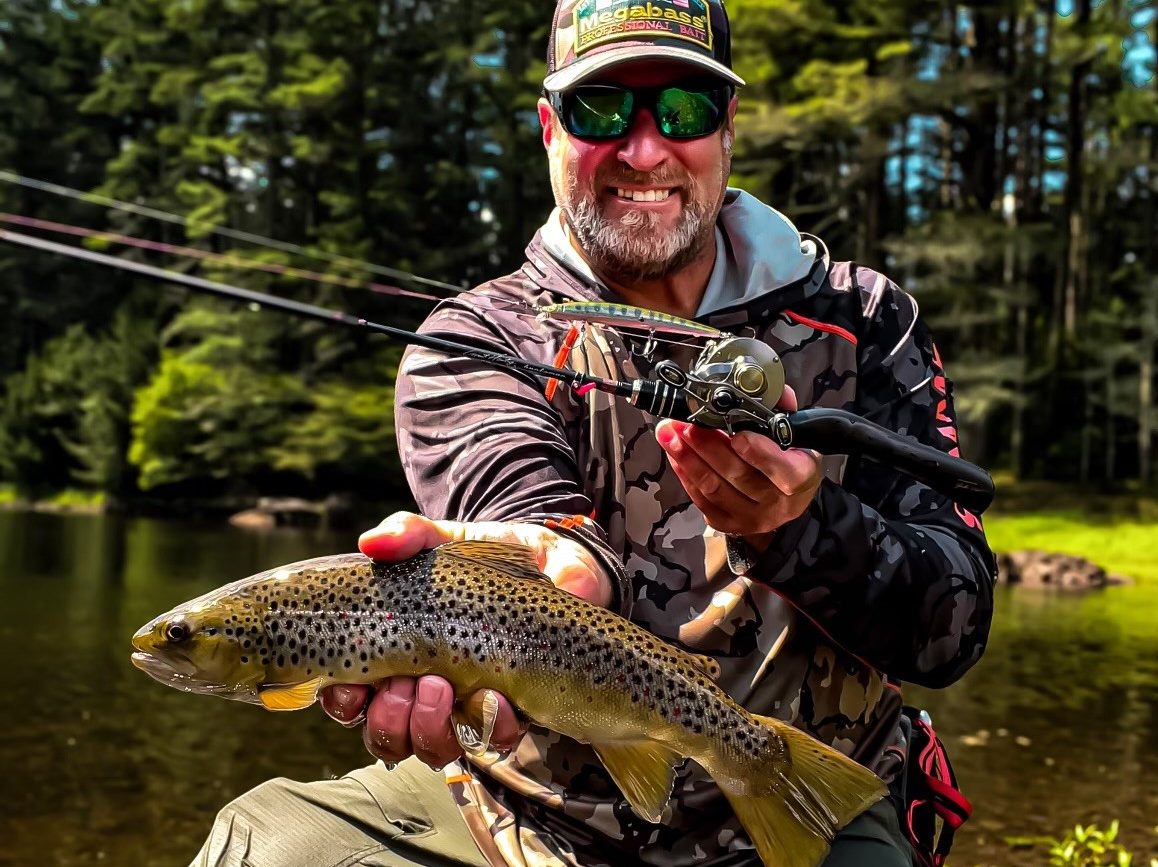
[0,510,1155,866]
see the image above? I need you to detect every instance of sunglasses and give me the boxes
[548,83,732,141]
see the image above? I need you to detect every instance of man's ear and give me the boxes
[725,93,738,139]
[538,99,555,151]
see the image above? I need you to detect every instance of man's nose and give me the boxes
[616,108,670,173]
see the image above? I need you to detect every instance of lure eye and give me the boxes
[165,621,192,643]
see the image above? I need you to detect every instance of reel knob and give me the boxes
[710,387,739,411]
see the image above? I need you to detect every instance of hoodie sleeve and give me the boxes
[738,272,997,688]
[392,298,634,616]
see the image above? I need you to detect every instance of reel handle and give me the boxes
[759,408,995,514]
[623,381,994,514]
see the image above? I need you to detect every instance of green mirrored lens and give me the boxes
[568,90,632,139]
[656,88,720,138]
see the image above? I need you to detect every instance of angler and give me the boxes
[185,2,999,866]
[0,0,997,864]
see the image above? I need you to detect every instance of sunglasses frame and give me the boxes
[546,81,735,142]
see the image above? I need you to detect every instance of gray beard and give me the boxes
[554,167,720,283]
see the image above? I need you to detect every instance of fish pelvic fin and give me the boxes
[258,676,325,711]
[453,690,503,757]
[435,541,551,585]
[593,740,684,824]
[723,715,886,867]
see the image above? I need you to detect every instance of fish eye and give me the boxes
[165,621,192,643]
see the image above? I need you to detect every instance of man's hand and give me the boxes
[321,511,611,770]
[655,384,821,553]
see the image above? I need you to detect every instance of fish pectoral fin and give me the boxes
[689,654,722,680]
[721,714,887,867]
[258,677,325,711]
[593,740,683,824]
[436,541,551,586]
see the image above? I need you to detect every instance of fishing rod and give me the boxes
[0,211,712,362]
[0,227,996,513]
[0,169,463,292]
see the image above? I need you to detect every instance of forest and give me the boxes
[1,0,1155,508]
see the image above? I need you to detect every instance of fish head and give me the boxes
[131,591,267,703]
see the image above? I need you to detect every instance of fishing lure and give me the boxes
[536,301,723,339]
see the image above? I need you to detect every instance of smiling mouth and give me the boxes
[612,187,677,203]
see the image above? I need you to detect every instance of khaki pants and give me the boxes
[191,759,912,867]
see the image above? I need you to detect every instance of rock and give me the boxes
[996,550,1132,590]
[229,509,276,530]
[228,495,358,530]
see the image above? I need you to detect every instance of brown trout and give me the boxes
[131,540,885,867]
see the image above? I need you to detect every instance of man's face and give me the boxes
[539,61,738,283]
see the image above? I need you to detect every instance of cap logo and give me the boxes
[573,0,712,57]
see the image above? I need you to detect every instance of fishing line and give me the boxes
[0,212,439,302]
[0,169,463,292]
[0,209,709,353]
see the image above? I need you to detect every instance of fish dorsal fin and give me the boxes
[689,654,722,680]
[435,540,552,585]
[259,676,325,712]
[592,740,684,824]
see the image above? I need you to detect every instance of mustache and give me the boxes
[597,170,690,189]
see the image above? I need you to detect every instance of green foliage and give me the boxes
[128,306,308,490]
[0,310,154,497]
[1006,820,1150,867]
[269,377,399,484]
[1,0,1156,502]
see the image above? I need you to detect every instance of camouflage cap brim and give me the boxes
[543,45,745,92]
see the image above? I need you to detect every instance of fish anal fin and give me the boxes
[259,677,325,711]
[593,740,683,824]
[435,540,551,585]
[723,714,886,867]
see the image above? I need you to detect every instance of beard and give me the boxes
[550,135,732,283]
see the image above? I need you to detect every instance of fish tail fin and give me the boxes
[720,714,887,867]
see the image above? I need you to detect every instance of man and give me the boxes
[193,1,996,865]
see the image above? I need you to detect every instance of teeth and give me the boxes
[616,188,672,202]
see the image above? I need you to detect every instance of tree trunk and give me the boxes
[1056,0,1091,349]
[1141,293,1155,487]
[1105,361,1115,483]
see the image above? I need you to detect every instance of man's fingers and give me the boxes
[409,676,462,769]
[359,512,450,562]
[359,514,610,604]
[665,455,750,535]
[777,383,800,412]
[544,537,612,606]
[658,423,757,505]
[321,684,371,727]
[732,433,822,496]
[363,677,417,763]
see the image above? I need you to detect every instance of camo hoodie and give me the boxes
[393,188,997,867]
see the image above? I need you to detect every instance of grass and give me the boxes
[981,493,1158,581]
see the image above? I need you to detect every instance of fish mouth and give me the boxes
[130,651,249,700]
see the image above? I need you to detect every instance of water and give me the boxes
[0,511,1155,866]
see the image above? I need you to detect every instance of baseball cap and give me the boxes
[544,0,745,93]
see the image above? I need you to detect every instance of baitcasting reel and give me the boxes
[652,336,793,443]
